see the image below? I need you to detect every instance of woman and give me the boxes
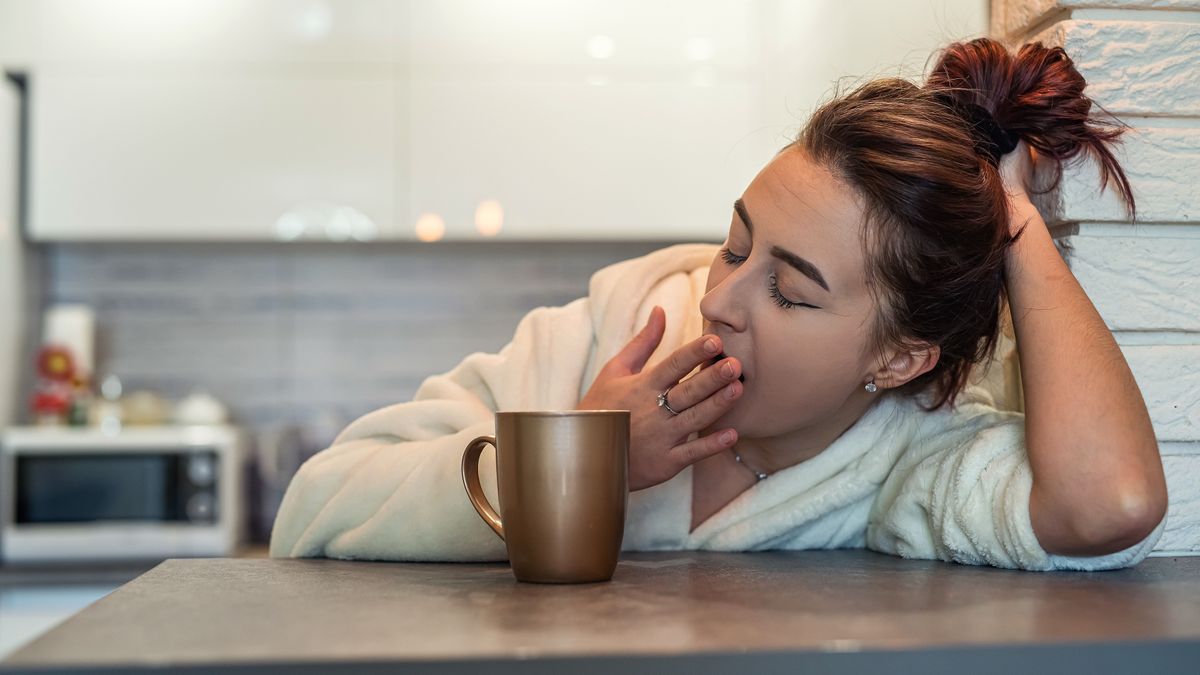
[270,38,1169,571]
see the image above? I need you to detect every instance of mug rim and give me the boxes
[496,410,629,416]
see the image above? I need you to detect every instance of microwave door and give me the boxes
[16,452,218,525]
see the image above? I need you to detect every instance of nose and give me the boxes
[699,259,750,333]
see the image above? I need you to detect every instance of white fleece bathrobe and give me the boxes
[270,243,1165,571]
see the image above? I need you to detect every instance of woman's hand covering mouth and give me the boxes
[708,352,745,383]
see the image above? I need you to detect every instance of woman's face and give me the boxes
[700,145,883,439]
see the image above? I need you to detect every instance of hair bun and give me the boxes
[927,37,1135,217]
[931,91,1020,166]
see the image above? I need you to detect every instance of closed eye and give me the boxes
[719,247,821,310]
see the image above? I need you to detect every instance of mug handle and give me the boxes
[461,435,505,541]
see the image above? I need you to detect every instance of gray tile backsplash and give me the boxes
[30,240,694,540]
[41,241,672,421]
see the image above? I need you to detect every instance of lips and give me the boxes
[709,351,746,383]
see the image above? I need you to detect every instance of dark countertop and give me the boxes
[3,550,1199,674]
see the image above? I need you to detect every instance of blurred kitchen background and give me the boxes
[0,0,987,657]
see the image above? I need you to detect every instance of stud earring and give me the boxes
[864,378,878,393]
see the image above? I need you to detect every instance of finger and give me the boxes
[666,356,741,412]
[667,427,738,470]
[672,379,741,436]
[613,305,666,374]
[650,333,723,389]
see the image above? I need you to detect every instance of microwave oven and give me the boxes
[1,425,247,564]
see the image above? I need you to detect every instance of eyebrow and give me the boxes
[733,198,831,294]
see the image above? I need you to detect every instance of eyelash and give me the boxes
[718,247,819,310]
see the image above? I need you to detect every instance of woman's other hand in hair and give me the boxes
[999,141,1043,237]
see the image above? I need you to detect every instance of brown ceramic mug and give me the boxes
[461,410,630,583]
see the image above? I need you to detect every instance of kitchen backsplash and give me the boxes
[24,239,698,539]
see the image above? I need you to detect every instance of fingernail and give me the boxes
[722,362,734,378]
[704,338,719,354]
[720,431,734,445]
[725,383,738,400]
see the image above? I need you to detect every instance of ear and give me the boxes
[872,343,940,390]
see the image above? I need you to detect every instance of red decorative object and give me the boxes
[37,344,76,384]
[31,386,72,415]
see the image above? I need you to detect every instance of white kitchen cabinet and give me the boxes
[29,72,397,241]
[405,76,758,242]
[9,0,399,66]
[14,0,987,242]
[398,0,762,242]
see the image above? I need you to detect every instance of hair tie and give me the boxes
[933,92,1020,166]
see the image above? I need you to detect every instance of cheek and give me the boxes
[716,335,804,423]
[753,345,822,404]
[747,323,861,406]
[732,359,845,437]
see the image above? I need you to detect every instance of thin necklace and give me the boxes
[732,447,771,482]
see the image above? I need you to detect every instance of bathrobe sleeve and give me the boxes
[267,296,598,561]
[268,242,718,562]
[865,392,1166,571]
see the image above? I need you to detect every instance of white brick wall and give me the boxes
[1160,453,1200,553]
[1032,20,1199,115]
[994,0,1200,554]
[1032,127,1200,223]
[1060,228,1200,331]
[992,0,1200,42]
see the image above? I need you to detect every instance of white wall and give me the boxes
[0,77,22,427]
